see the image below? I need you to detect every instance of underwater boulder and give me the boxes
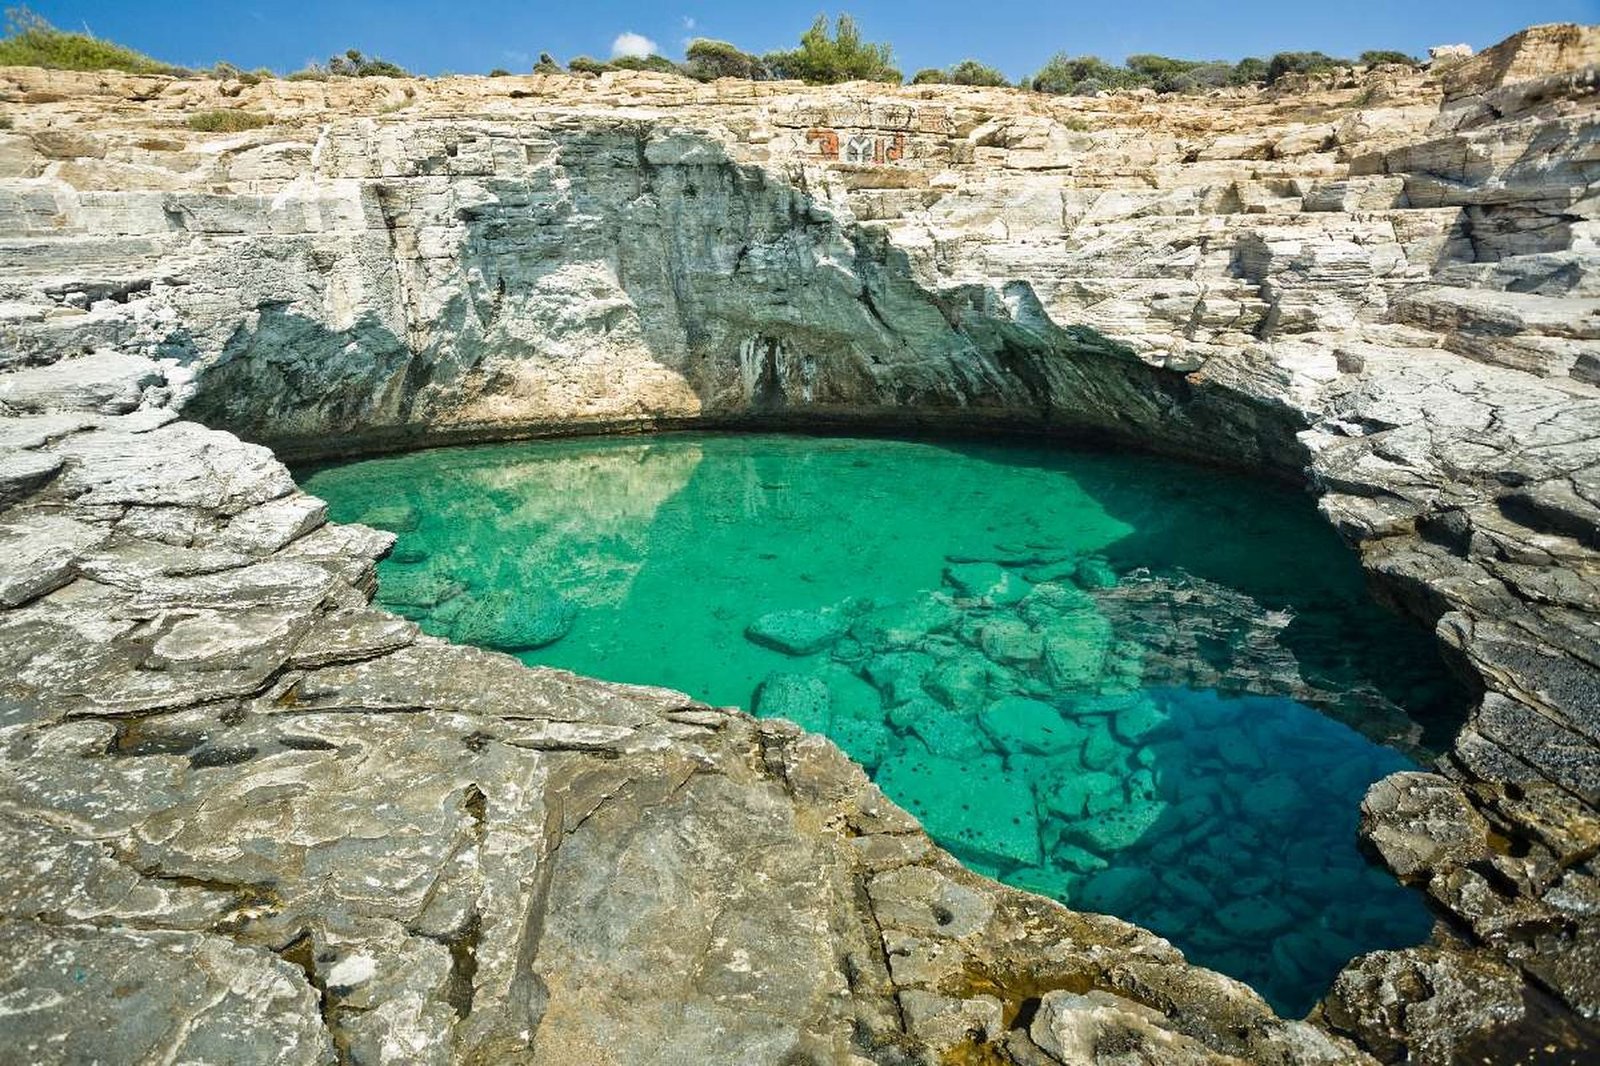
[1040,611,1113,688]
[381,569,465,610]
[979,696,1084,756]
[1215,897,1296,938]
[1022,558,1081,584]
[1073,557,1119,590]
[451,590,576,651]
[356,502,419,533]
[753,672,832,733]
[1109,696,1171,744]
[922,652,996,714]
[745,603,853,656]
[875,749,1042,868]
[976,617,1044,664]
[1077,866,1158,912]
[891,699,992,760]
[1069,793,1168,853]
[1079,719,1127,772]
[828,712,893,770]
[851,591,960,650]
[864,651,936,706]
[944,561,1030,606]
[1040,770,1122,821]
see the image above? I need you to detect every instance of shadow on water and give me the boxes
[298,431,1469,1017]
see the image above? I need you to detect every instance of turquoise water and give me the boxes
[300,433,1460,1016]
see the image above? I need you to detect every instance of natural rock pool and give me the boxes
[300,432,1465,1016]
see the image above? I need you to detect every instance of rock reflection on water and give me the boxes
[310,441,704,650]
[301,433,1462,1017]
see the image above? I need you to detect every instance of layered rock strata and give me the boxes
[1,21,1598,1064]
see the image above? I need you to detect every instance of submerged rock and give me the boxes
[944,561,1031,605]
[450,590,576,651]
[876,750,1042,868]
[1041,611,1114,688]
[979,696,1084,755]
[850,592,959,650]
[744,603,853,656]
[890,698,991,760]
[1077,867,1159,912]
[1069,795,1169,853]
[976,616,1044,664]
[753,672,832,732]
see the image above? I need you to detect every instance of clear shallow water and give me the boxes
[300,433,1462,1016]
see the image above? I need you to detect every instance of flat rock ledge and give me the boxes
[0,400,1362,1066]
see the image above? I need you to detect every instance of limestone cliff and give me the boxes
[1,22,1598,1065]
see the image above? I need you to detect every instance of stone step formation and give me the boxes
[1,19,1598,1066]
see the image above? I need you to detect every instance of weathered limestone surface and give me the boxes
[1,21,1597,1065]
[0,378,1364,1064]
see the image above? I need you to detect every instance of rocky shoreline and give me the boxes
[2,22,1598,1064]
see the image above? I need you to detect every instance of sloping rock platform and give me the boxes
[1,22,1598,1065]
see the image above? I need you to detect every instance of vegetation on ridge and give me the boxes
[0,4,1427,100]
[913,60,1009,87]
[763,14,901,84]
[185,109,273,132]
[0,6,184,74]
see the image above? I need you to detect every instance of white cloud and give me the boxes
[682,16,696,30]
[611,32,658,59]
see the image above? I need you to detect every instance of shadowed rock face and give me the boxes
[0,21,1598,1065]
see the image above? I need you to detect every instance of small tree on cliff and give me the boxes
[764,14,901,84]
[327,48,408,77]
[913,59,1008,87]
[685,38,768,81]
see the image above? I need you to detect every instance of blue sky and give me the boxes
[19,1,1600,81]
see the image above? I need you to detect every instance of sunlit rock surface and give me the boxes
[1,20,1598,1064]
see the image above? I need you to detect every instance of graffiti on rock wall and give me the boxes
[805,128,839,159]
[806,128,906,164]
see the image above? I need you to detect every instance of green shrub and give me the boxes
[1359,49,1417,67]
[685,38,767,81]
[327,48,407,78]
[185,109,272,132]
[1265,51,1348,83]
[763,14,900,84]
[912,60,1008,87]
[945,59,1008,87]
[533,52,561,73]
[1230,56,1269,85]
[487,67,510,77]
[286,65,329,81]
[1122,54,1229,93]
[1125,54,1199,80]
[1029,54,1139,95]
[1181,60,1233,91]
[210,61,272,84]
[567,55,613,76]
[0,6,183,74]
[610,53,684,75]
